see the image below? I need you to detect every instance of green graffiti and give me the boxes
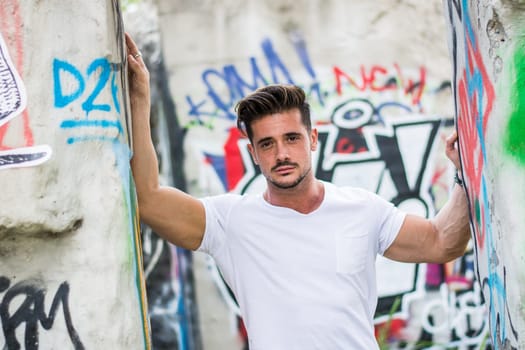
[504,48,525,165]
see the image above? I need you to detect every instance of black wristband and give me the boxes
[454,171,463,187]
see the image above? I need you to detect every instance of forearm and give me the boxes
[125,33,159,209]
[431,183,471,261]
[129,97,160,207]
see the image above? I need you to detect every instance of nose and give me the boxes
[275,142,290,162]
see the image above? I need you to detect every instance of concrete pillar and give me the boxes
[0,1,150,348]
[444,0,525,348]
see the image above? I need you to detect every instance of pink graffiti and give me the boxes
[0,0,34,150]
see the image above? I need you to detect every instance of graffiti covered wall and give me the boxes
[0,1,150,349]
[153,0,492,348]
[444,0,525,348]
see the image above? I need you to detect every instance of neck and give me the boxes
[264,177,324,214]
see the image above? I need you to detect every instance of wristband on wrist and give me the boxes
[454,171,463,187]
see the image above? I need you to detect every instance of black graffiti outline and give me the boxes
[0,33,51,170]
[0,276,85,350]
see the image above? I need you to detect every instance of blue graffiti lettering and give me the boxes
[60,119,123,133]
[53,57,121,115]
[261,38,294,85]
[185,37,320,123]
[53,59,85,109]
[54,58,124,145]
[82,58,112,114]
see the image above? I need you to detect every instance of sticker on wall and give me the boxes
[0,33,51,170]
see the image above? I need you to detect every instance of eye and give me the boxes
[259,140,273,149]
[287,135,300,142]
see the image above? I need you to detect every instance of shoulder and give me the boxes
[201,192,241,208]
[200,192,262,211]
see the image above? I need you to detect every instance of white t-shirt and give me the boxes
[198,181,406,350]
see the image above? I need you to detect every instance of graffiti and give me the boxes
[53,58,121,114]
[375,249,489,348]
[503,49,525,165]
[480,268,518,350]
[53,58,125,145]
[0,32,51,170]
[184,36,444,128]
[141,225,182,349]
[445,0,520,348]
[0,276,84,350]
[422,278,488,345]
[0,0,30,147]
[333,64,427,107]
[185,36,321,123]
[51,33,149,348]
[0,147,51,169]
[0,35,24,126]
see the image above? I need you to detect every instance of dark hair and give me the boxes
[235,84,311,141]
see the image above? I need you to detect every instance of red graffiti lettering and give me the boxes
[456,37,495,250]
[458,76,485,249]
[333,64,427,106]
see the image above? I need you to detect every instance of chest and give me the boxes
[225,208,375,286]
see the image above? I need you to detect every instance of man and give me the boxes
[126,34,470,349]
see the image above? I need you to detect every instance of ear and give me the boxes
[310,128,318,151]
[247,143,259,165]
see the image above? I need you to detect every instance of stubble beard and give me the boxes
[268,166,312,190]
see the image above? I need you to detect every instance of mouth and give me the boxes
[273,164,296,175]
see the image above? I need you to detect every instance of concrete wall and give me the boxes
[444,0,525,348]
[150,1,493,349]
[0,1,150,349]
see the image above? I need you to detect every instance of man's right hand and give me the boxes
[125,33,151,108]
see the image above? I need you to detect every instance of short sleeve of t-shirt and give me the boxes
[196,193,240,256]
[366,190,406,255]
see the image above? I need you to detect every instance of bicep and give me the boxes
[383,214,440,263]
[139,186,206,251]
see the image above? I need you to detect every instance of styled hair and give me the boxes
[235,84,311,141]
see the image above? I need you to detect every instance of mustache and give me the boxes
[271,161,298,171]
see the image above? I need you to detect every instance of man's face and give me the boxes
[247,108,318,190]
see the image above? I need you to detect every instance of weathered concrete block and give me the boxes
[444,0,525,347]
[0,0,150,348]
